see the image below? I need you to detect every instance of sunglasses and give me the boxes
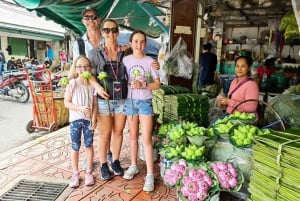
[76,65,90,69]
[83,15,98,21]
[102,27,118,34]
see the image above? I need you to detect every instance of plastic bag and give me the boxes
[163,37,193,79]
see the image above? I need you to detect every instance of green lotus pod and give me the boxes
[81,72,92,79]
[97,72,108,80]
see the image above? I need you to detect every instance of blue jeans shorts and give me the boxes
[98,99,125,115]
[124,99,153,116]
[70,119,94,151]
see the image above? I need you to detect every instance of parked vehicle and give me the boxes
[0,70,30,103]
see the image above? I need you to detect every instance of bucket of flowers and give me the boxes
[163,159,244,201]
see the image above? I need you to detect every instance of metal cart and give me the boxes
[26,69,58,133]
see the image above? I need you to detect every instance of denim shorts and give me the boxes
[70,119,94,151]
[124,99,153,116]
[98,99,125,115]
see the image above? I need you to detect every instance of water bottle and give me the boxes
[261,72,267,88]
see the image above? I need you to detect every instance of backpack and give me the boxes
[77,38,85,56]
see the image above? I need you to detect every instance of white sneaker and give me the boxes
[123,165,139,180]
[143,174,154,192]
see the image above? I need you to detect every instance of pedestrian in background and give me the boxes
[7,57,17,71]
[122,30,160,192]
[59,48,68,71]
[64,55,98,188]
[198,43,217,94]
[0,49,6,77]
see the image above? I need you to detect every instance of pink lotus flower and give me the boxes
[210,161,241,190]
[163,160,187,187]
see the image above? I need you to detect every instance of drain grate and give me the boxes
[0,179,68,201]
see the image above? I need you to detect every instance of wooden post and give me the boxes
[169,0,198,90]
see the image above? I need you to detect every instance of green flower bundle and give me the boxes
[58,77,69,87]
[97,72,111,115]
[81,72,92,124]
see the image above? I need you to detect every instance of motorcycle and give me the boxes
[0,70,30,103]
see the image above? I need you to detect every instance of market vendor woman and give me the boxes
[217,56,259,114]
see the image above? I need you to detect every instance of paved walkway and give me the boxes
[0,125,240,201]
[0,126,177,201]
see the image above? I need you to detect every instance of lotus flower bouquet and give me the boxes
[209,161,243,192]
[179,167,218,201]
[163,160,219,201]
[58,76,69,88]
[163,160,244,201]
[97,71,111,115]
[163,159,187,187]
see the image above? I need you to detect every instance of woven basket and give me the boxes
[53,91,69,127]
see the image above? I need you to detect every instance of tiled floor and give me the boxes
[0,126,177,201]
[0,126,240,201]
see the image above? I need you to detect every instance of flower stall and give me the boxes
[157,111,280,200]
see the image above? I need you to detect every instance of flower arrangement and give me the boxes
[180,167,216,201]
[209,161,243,191]
[163,159,187,187]
[163,159,243,201]
[97,71,111,115]
[58,76,69,87]
[130,69,141,105]
[158,121,215,162]
[81,72,93,125]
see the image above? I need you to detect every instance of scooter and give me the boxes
[0,70,30,103]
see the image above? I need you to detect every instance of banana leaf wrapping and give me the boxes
[248,129,300,201]
[152,85,191,124]
[163,93,209,127]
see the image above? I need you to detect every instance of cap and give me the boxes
[81,6,98,17]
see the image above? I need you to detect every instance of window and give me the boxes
[8,37,28,56]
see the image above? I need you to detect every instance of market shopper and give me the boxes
[122,30,160,192]
[198,43,217,97]
[64,56,98,188]
[217,55,259,115]
[256,55,276,88]
[198,43,217,92]
[59,49,68,71]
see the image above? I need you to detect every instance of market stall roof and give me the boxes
[203,0,293,28]
[13,0,169,38]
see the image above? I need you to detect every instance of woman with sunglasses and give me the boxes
[88,19,160,181]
